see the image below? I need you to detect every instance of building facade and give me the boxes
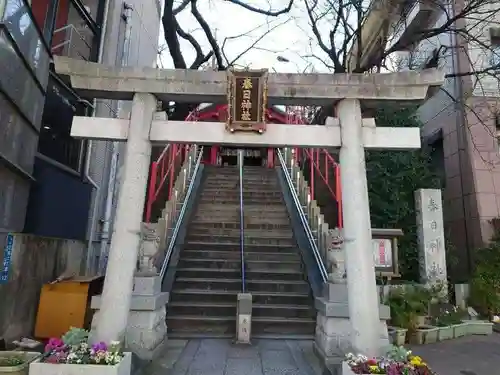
[351,0,500,279]
[0,0,161,271]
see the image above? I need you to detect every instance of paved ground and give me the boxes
[144,334,500,375]
[409,333,500,375]
[144,339,322,375]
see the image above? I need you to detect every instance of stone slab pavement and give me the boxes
[142,339,323,375]
[409,333,500,375]
[142,334,500,375]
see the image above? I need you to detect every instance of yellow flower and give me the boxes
[369,365,380,373]
[410,356,423,366]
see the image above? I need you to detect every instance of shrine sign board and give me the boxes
[226,69,268,134]
[372,228,403,277]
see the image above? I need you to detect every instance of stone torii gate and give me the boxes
[54,56,443,358]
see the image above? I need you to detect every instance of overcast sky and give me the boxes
[157,0,339,73]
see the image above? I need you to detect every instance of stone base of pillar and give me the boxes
[236,293,252,344]
[91,275,169,360]
[314,283,390,372]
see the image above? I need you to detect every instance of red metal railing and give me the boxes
[145,111,197,222]
[286,107,343,228]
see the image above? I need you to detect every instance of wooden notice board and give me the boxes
[35,276,104,339]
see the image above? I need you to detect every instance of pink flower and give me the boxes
[44,338,65,354]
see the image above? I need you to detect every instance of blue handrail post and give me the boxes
[238,149,246,293]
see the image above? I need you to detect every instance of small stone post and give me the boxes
[236,293,252,344]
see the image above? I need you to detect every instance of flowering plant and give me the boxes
[43,328,124,365]
[346,346,436,375]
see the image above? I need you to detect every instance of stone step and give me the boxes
[184,234,295,246]
[192,216,290,225]
[168,302,316,319]
[199,195,283,202]
[192,217,291,226]
[178,258,302,272]
[166,315,315,337]
[182,242,298,253]
[175,268,304,281]
[167,315,235,336]
[187,228,293,238]
[198,197,284,205]
[203,175,280,186]
[201,189,283,197]
[188,222,292,231]
[203,183,280,190]
[203,186,281,193]
[205,166,276,173]
[169,289,312,306]
[181,250,301,262]
[252,317,315,336]
[173,278,310,294]
[194,204,288,213]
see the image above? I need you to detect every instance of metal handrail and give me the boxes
[276,149,328,282]
[51,24,92,52]
[238,150,246,292]
[159,146,204,280]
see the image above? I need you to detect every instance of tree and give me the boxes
[160,0,294,120]
[160,0,500,127]
[366,106,441,281]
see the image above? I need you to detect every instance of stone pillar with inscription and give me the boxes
[415,189,448,292]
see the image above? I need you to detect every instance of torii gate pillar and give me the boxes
[338,99,381,356]
[93,93,157,344]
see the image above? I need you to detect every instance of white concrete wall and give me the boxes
[85,0,161,273]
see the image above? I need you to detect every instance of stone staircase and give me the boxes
[166,165,316,338]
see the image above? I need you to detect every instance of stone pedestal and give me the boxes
[91,275,169,360]
[314,283,390,372]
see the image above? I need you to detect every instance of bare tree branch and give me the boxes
[190,0,225,69]
[225,0,294,16]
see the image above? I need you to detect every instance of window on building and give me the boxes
[490,29,500,68]
[30,0,51,31]
[51,0,96,61]
[496,114,500,153]
[38,74,88,171]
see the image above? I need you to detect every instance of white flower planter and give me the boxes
[0,352,41,375]
[29,352,131,375]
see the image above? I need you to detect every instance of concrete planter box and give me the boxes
[29,352,131,375]
[465,320,493,335]
[416,315,428,326]
[453,323,468,338]
[409,325,439,345]
[437,326,454,341]
[0,352,41,375]
[388,326,407,346]
[493,322,500,333]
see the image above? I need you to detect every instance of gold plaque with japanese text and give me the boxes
[226,69,268,134]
